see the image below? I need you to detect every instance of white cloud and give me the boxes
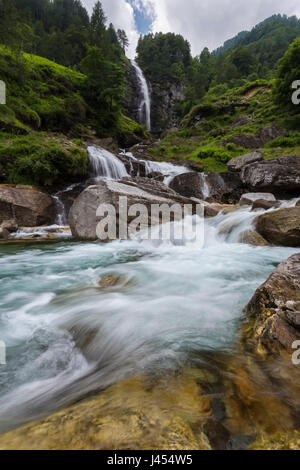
[82,0,300,58]
[147,0,300,55]
[82,0,140,58]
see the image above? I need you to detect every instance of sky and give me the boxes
[82,0,300,58]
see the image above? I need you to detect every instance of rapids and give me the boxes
[0,205,298,433]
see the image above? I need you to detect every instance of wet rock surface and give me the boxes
[0,185,54,227]
[244,253,300,355]
[255,207,300,247]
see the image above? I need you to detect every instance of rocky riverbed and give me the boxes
[0,146,299,450]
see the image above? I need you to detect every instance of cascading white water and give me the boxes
[199,173,210,200]
[121,151,189,185]
[0,201,299,432]
[88,146,129,180]
[131,60,151,131]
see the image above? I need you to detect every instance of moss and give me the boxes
[0,132,88,187]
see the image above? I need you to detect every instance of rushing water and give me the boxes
[120,150,190,185]
[131,60,151,131]
[0,205,298,433]
[88,146,129,179]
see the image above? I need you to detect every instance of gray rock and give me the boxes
[239,230,270,246]
[245,253,300,354]
[227,151,263,172]
[240,156,300,196]
[255,206,300,247]
[251,199,281,211]
[239,192,276,206]
[1,219,18,232]
[0,227,10,239]
[170,172,244,204]
[227,126,287,149]
[0,185,54,227]
[69,178,195,241]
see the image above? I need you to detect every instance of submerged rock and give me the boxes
[255,207,300,247]
[0,374,212,450]
[227,151,263,172]
[244,253,300,355]
[0,185,54,227]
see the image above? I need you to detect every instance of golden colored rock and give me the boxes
[0,373,212,450]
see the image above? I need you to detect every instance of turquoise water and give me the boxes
[0,211,298,432]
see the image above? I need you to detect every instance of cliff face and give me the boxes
[124,61,185,136]
[150,82,185,135]
[124,61,143,124]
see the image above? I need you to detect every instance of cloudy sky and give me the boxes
[82,0,300,58]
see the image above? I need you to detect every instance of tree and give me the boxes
[273,38,300,111]
[117,29,129,53]
[80,46,124,133]
[90,1,107,48]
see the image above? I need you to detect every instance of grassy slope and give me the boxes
[0,46,145,187]
[148,80,300,172]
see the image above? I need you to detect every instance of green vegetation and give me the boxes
[273,38,300,111]
[0,133,88,186]
[148,76,300,172]
[0,1,147,186]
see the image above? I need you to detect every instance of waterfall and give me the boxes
[131,60,151,131]
[88,146,129,180]
[120,151,189,185]
[199,173,210,200]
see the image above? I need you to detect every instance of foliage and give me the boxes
[136,32,191,84]
[0,133,88,186]
[273,38,300,111]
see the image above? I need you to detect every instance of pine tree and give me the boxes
[90,1,107,48]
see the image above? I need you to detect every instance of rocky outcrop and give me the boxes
[251,199,281,211]
[227,151,263,172]
[0,373,212,450]
[170,172,244,203]
[0,185,54,227]
[240,156,300,197]
[227,126,287,149]
[244,254,300,355]
[151,82,185,135]
[255,207,300,247]
[123,61,143,125]
[239,192,276,206]
[239,230,270,246]
[69,178,195,241]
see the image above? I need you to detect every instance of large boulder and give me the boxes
[0,185,54,227]
[239,192,276,206]
[227,151,263,172]
[240,156,300,197]
[170,172,244,204]
[69,177,195,241]
[244,254,300,355]
[227,126,287,149]
[255,207,300,247]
